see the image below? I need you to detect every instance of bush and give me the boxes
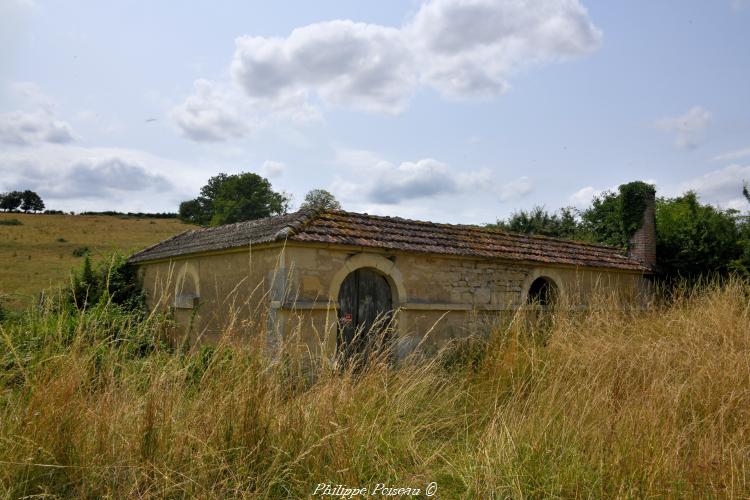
[72,246,90,257]
[69,254,147,314]
[0,218,22,226]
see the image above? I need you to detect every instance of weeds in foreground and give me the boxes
[1,280,750,498]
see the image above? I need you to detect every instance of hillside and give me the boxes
[0,213,189,309]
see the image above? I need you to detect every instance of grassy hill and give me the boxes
[0,213,189,309]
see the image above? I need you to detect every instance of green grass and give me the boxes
[0,213,188,310]
[1,280,749,497]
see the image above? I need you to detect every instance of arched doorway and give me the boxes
[527,276,558,307]
[337,268,393,364]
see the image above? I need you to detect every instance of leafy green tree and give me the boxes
[178,173,229,225]
[579,182,656,248]
[655,191,743,278]
[299,189,342,211]
[178,199,203,225]
[20,190,44,212]
[490,206,583,239]
[0,191,23,212]
[579,191,625,246]
[179,172,289,226]
[491,180,750,280]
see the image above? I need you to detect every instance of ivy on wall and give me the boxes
[618,181,656,244]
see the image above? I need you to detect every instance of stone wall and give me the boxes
[139,246,284,344]
[138,242,651,356]
[276,245,650,358]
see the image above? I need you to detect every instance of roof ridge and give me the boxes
[128,227,196,261]
[320,210,629,254]
[272,208,325,241]
[128,209,648,271]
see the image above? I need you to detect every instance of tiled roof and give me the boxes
[128,210,650,272]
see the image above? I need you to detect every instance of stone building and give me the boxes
[129,200,655,360]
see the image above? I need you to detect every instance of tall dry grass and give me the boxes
[1,280,750,498]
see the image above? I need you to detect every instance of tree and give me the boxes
[20,190,44,213]
[490,206,583,239]
[0,191,23,212]
[490,180,750,280]
[299,189,342,211]
[579,190,626,247]
[655,191,743,278]
[179,172,289,226]
[178,199,203,225]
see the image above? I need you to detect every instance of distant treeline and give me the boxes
[77,211,179,219]
[31,209,178,218]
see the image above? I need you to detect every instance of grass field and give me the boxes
[0,213,189,309]
[1,278,749,497]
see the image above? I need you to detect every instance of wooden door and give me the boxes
[337,268,393,362]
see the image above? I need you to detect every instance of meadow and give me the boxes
[1,277,749,498]
[0,213,188,310]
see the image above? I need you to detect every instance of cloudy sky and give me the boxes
[1,0,749,223]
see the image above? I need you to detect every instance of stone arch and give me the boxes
[326,253,407,361]
[174,260,200,309]
[527,277,558,306]
[520,268,565,306]
[328,253,406,307]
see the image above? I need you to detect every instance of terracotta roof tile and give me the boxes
[128,209,649,272]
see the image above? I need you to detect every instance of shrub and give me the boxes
[69,254,146,314]
[0,218,22,226]
[72,246,90,257]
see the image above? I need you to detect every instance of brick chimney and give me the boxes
[628,188,657,269]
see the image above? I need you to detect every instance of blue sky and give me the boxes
[1,0,748,223]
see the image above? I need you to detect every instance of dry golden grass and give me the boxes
[0,213,188,309]
[1,280,749,497]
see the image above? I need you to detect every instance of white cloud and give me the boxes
[171,78,320,142]
[655,106,711,150]
[569,186,601,207]
[409,0,602,97]
[676,163,750,210]
[0,110,76,146]
[232,21,416,114]
[261,160,286,178]
[364,158,489,203]
[174,0,601,141]
[9,81,56,112]
[330,149,531,211]
[1,83,77,146]
[0,144,198,212]
[712,147,750,163]
[498,175,533,202]
[171,80,253,142]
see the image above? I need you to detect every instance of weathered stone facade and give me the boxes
[139,241,650,359]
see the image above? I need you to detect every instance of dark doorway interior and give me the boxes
[527,277,558,307]
[337,268,393,363]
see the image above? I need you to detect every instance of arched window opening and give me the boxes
[175,267,200,309]
[527,277,558,307]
